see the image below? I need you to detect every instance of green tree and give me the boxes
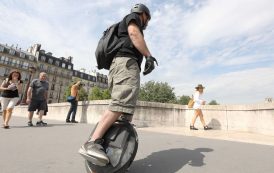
[138,81,176,103]
[208,100,219,105]
[102,89,111,99]
[89,86,111,100]
[78,87,88,101]
[176,95,191,105]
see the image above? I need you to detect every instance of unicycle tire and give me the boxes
[85,121,138,173]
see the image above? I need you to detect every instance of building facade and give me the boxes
[27,44,74,103]
[0,43,37,101]
[73,70,96,94]
[1,43,108,103]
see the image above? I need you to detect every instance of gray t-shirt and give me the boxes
[30,79,49,101]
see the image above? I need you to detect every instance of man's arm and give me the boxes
[26,87,32,104]
[128,21,151,57]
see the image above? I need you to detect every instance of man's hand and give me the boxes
[143,56,158,75]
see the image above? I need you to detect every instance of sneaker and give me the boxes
[28,121,33,127]
[190,125,198,130]
[204,126,212,130]
[79,139,109,166]
[66,120,71,123]
[71,120,78,123]
[36,121,47,126]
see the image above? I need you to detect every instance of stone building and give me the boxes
[27,44,73,103]
[0,43,37,101]
[73,69,97,94]
[1,43,108,103]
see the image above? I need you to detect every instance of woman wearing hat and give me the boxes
[190,84,212,130]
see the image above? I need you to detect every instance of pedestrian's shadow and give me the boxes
[130,148,213,173]
[11,123,75,128]
[208,118,222,130]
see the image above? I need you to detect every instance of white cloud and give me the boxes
[182,0,274,46]
[1,0,274,104]
[203,66,274,104]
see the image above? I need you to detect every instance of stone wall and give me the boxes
[13,100,274,136]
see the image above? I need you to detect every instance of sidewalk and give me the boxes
[138,126,274,146]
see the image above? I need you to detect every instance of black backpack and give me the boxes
[95,23,125,70]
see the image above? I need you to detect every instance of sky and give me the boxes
[1,0,274,104]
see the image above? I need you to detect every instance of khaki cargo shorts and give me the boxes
[108,57,140,114]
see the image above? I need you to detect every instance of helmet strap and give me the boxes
[141,13,148,30]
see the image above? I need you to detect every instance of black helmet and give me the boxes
[131,3,151,20]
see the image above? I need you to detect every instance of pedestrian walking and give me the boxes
[190,84,212,130]
[26,72,49,126]
[0,70,23,129]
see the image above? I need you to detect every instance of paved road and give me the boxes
[0,117,274,173]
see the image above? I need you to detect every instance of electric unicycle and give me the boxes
[85,115,138,173]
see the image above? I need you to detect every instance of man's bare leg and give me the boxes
[28,111,34,122]
[91,110,122,141]
[38,110,45,121]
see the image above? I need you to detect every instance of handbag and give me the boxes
[188,96,194,108]
[67,96,76,102]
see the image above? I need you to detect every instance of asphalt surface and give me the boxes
[0,117,274,173]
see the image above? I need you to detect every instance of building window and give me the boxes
[41,56,46,62]
[39,64,44,70]
[11,59,17,67]
[0,46,4,52]
[49,92,53,99]
[4,68,11,76]
[20,52,25,58]
[52,76,56,82]
[48,58,53,64]
[29,63,34,68]
[23,62,29,69]
[2,56,11,65]
[47,66,51,73]
[9,49,15,55]
[29,56,35,61]
[55,61,60,66]
[0,55,4,63]
[51,84,55,90]
[68,65,72,70]
[62,63,66,68]
[0,67,5,76]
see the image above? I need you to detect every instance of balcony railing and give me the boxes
[0,60,29,69]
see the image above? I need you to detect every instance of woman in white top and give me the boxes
[190,84,212,130]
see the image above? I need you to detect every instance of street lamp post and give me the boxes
[21,66,36,105]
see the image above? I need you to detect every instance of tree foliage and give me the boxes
[89,86,111,100]
[176,95,191,105]
[138,81,176,103]
[208,100,219,105]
